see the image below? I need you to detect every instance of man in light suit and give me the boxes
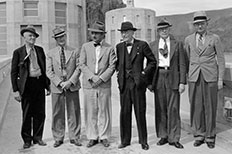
[46,27,82,147]
[149,19,186,149]
[185,11,225,149]
[11,25,50,149]
[116,21,156,150]
[79,21,116,148]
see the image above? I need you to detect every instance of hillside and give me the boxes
[158,8,232,52]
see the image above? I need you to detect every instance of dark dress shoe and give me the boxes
[193,140,204,147]
[23,142,31,149]
[70,139,82,146]
[157,138,168,146]
[169,142,184,149]
[86,139,98,148]
[34,140,47,146]
[53,140,63,148]
[141,143,149,150]
[206,142,215,149]
[100,139,110,147]
[118,143,130,149]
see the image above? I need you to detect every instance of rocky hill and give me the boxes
[158,8,232,52]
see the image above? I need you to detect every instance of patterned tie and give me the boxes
[60,46,67,81]
[159,38,168,58]
[198,34,204,52]
[30,48,40,69]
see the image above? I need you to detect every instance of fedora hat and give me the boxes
[52,26,66,38]
[157,18,172,29]
[88,21,106,33]
[20,25,39,38]
[118,21,137,31]
[193,11,210,24]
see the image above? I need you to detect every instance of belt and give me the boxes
[158,66,169,70]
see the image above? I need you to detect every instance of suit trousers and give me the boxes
[119,78,148,145]
[21,77,45,143]
[83,88,112,140]
[189,72,218,142]
[51,90,81,141]
[154,69,181,142]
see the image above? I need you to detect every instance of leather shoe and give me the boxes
[169,142,184,149]
[100,139,110,147]
[193,140,204,147]
[23,142,31,149]
[53,140,63,148]
[87,139,98,148]
[33,140,47,146]
[141,143,149,150]
[70,139,82,146]
[118,143,130,149]
[157,138,168,146]
[206,142,215,149]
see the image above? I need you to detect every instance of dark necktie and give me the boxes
[94,42,101,47]
[198,34,204,52]
[126,42,133,47]
[159,39,168,58]
[60,46,66,70]
[30,48,40,69]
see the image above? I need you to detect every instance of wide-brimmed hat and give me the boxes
[52,27,66,38]
[20,25,39,38]
[193,11,210,24]
[157,19,172,29]
[88,21,106,33]
[118,21,137,31]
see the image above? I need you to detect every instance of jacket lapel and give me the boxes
[98,41,106,62]
[169,36,177,60]
[54,46,61,64]
[65,46,73,64]
[131,39,139,63]
[199,33,211,55]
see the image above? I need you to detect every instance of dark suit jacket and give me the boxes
[149,35,187,90]
[116,39,156,92]
[11,45,50,95]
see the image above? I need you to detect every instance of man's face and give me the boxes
[91,32,104,43]
[23,32,36,45]
[120,30,134,43]
[55,34,66,47]
[194,21,208,34]
[158,27,170,39]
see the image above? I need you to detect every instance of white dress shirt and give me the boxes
[94,41,102,74]
[158,37,170,67]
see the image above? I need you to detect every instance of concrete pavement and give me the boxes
[1,74,232,154]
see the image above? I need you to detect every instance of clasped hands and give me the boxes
[89,75,103,88]
[60,80,72,91]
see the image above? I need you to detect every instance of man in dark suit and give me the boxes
[116,21,156,150]
[149,19,186,149]
[11,25,50,149]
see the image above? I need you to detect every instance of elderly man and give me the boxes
[11,25,50,149]
[116,21,156,150]
[46,27,82,148]
[79,21,116,148]
[149,19,186,149]
[185,11,225,149]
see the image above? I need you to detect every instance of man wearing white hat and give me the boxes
[149,19,186,149]
[46,27,82,147]
[185,11,225,149]
[79,21,116,148]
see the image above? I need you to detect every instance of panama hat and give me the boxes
[193,11,210,24]
[157,18,172,29]
[52,26,66,38]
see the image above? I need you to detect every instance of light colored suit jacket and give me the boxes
[46,45,81,93]
[79,41,117,89]
[185,31,225,82]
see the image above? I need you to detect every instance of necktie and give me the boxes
[30,48,40,69]
[94,42,101,47]
[159,39,168,58]
[126,42,132,47]
[60,46,66,70]
[198,34,204,52]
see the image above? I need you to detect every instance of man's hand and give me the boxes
[92,78,103,88]
[13,91,21,102]
[218,80,223,90]
[179,84,185,93]
[60,80,72,90]
[91,75,100,83]
[147,84,153,92]
[46,89,51,96]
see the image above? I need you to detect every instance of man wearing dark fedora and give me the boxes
[185,11,225,149]
[149,19,186,149]
[46,26,82,147]
[11,25,50,149]
[116,21,156,150]
[79,21,116,148]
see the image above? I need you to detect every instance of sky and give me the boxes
[123,0,232,16]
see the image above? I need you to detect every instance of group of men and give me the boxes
[10,10,225,150]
